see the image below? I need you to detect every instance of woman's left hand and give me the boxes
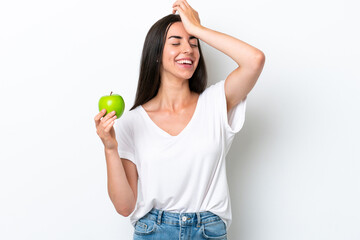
[172,0,202,36]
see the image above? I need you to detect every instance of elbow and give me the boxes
[116,208,131,217]
[253,51,265,69]
[117,210,131,217]
[116,205,135,217]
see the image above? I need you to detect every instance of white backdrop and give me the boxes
[1,0,359,239]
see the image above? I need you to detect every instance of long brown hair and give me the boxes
[130,14,207,111]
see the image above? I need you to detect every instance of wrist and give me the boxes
[192,25,207,39]
[104,146,118,153]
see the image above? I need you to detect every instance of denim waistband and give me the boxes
[142,208,221,227]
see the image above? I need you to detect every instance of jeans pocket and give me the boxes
[201,219,227,239]
[134,218,157,236]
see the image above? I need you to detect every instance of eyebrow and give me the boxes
[168,35,198,40]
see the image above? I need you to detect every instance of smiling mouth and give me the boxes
[176,61,193,69]
[175,59,194,69]
[175,59,193,65]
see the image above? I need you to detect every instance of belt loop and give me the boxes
[157,210,163,225]
[196,212,201,228]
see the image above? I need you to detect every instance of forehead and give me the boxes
[166,22,190,38]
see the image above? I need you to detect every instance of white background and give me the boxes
[1,0,359,239]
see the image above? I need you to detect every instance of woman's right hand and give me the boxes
[94,109,118,150]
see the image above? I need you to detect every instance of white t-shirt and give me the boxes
[114,80,247,231]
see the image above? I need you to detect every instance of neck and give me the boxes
[155,77,194,113]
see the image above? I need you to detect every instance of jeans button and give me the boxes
[182,216,187,221]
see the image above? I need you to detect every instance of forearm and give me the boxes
[104,147,136,216]
[194,25,264,68]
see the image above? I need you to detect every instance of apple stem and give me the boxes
[110,91,113,96]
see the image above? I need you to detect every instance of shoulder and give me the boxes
[200,80,225,99]
[116,107,140,129]
[141,99,156,113]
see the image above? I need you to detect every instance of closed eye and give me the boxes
[172,43,198,47]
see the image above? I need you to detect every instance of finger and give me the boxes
[173,0,186,11]
[178,2,186,10]
[173,6,183,14]
[94,109,107,126]
[104,119,116,132]
[182,0,190,8]
[102,115,117,130]
[172,0,180,8]
[102,115,117,129]
[101,110,116,122]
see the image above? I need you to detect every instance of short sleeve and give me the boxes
[217,80,247,134]
[114,113,136,165]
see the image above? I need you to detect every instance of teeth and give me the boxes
[176,60,192,65]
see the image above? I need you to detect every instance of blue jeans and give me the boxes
[133,208,227,240]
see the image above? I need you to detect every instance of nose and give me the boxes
[181,42,193,54]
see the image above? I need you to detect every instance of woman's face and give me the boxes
[160,22,200,81]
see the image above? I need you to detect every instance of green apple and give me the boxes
[98,91,125,119]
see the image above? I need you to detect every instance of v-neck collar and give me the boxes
[139,93,202,138]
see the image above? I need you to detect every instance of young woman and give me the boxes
[94,0,265,239]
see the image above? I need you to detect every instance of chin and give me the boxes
[177,69,197,79]
[178,73,195,80]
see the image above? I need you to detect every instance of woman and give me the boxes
[94,0,265,239]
